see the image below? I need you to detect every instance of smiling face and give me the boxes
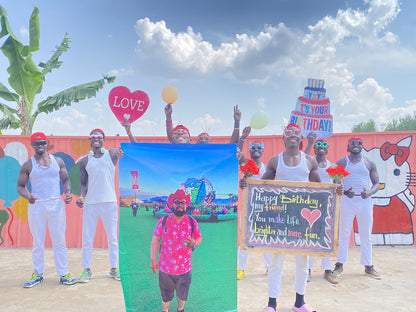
[283,126,303,149]
[249,143,264,159]
[348,139,363,155]
[89,131,104,149]
[172,199,188,217]
[172,129,191,144]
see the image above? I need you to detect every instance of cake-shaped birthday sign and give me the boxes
[289,78,333,139]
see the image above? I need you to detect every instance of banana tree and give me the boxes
[0,5,115,135]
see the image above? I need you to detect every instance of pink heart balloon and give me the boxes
[300,208,321,229]
[108,86,150,123]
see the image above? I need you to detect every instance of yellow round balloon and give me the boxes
[250,111,269,129]
[161,85,178,104]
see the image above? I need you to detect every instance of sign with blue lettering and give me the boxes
[240,179,340,256]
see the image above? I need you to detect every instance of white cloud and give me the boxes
[34,108,89,135]
[191,113,223,135]
[134,0,407,84]
[19,26,29,38]
[375,99,416,126]
[134,18,298,80]
[108,67,134,77]
[256,98,265,109]
[334,78,394,132]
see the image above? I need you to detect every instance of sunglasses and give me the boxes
[315,141,328,148]
[250,145,264,151]
[173,200,187,206]
[89,135,103,140]
[283,128,302,137]
[32,141,47,146]
[198,137,210,142]
[350,140,362,146]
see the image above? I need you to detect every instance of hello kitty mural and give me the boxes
[354,135,416,246]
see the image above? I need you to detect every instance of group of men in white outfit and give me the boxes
[17,130,122,288]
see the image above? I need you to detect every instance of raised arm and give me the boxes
[304,132,317,155]
[165,104,174,143]
[227,105,241,144]
[121,117,137,143]
[237,126,251,151]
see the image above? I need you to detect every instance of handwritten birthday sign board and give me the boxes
[289,78,333,139]
[108,86,149,123]
[241,179,340,257]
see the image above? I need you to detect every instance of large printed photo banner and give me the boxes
[118,143,238,312]
[241,179,340,257]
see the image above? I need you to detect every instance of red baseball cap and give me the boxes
[171,125,190,138]
[31,132,47,142]
[348,136,362,144]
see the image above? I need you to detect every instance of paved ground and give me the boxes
[1,246,414,312]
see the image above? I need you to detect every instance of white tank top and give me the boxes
[343,156,370,194]
[276,152,309,182]
[318,160,332,183]
[29,155,61,200]
[85,150,117,204]
[251,162,266,180]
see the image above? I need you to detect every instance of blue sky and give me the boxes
[1,0,415,137]
[119,143,238,196]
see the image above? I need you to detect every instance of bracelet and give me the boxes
[192,239,197,252]
[127,131,132,135]
[239,138,246,141]
[234,128,239,130]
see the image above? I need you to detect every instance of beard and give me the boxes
[172,209,186,217]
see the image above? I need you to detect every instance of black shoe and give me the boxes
[333,262,343,277]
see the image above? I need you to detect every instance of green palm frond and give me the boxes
[35,75,116,115]
[38,34,70,76]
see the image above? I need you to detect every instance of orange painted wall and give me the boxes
[1,131,415,248]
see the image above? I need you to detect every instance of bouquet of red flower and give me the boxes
[325,165,350,182]
[239,159,260,178]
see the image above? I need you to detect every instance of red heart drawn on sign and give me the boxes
[108,86,150,123]
[300,208,321,229]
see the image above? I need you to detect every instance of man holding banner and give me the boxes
[151,189,202,312]
[259,123,321,312]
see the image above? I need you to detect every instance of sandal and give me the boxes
[263,307,276,312]
[292,304,317,312]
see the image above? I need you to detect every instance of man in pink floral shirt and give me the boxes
[151,189,202,312]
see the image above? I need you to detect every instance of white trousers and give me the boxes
[337,196,373,266]
[82,202,119,269]
[264,253,308,298]
[308,256,332,270]
[238,247,269,271]
[27,198,69,276]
